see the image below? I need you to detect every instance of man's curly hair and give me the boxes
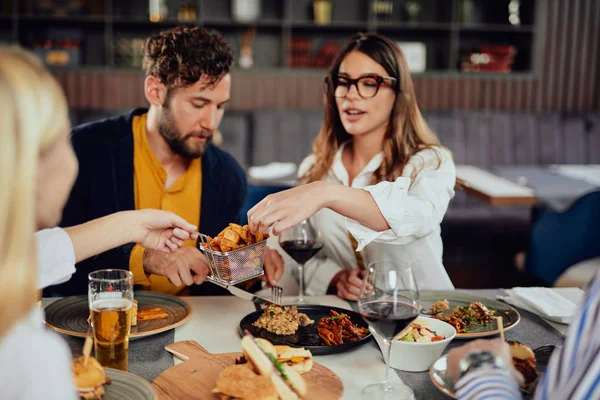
[143,26,233,89]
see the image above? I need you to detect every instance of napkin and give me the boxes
[499,287,581,324]
[248,162,297,181]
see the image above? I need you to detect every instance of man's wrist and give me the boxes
[457,350,507,381]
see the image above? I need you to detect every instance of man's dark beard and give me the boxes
[158,107,213,159]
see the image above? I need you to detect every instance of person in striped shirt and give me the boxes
[447,271,600,400]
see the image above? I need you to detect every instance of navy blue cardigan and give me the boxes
[44,108,247,296]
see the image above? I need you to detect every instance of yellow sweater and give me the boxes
[129,113,201,295]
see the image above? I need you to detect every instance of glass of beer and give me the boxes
[88,269,133,371]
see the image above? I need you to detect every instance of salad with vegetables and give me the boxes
[395,322,445,343]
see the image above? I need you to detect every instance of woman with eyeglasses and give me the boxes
[248,33,456,299]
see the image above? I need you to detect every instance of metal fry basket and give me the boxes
[198,233,266,286]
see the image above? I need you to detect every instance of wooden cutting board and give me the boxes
[152,340,344,400]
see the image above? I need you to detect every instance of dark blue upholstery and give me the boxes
[525,190,600,285]
[238,183,294,225]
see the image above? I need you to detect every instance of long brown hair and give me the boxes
[301,33,444,184]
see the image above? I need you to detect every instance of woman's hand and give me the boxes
[262,247,285,286]
[329,269,366,301]
[128,210,198,252]
[247,181,331,235]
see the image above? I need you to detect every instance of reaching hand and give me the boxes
[142,247,209,287]
[262,247,285,286]
[129,209,198,253]
[247,182,328,235]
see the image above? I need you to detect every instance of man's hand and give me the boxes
[446,338,524,384]
[329,269,366,301]
[142,247,209,287]
[262,247,284,286]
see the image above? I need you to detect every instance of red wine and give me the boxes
[280,240,323,264]
[358,300,419,338]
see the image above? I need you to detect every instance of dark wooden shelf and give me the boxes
[204,18,283,28]
[111,16,198,26]
[374,22,453,31]
[459,24,535,33]
[19,14,106,24]
[290,21,368,30]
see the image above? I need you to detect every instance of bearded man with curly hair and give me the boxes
[47,27,255,297]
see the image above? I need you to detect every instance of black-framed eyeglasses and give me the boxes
[325,74,398,99]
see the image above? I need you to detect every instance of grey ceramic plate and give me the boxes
[104,368,157,400]
[420,291,520,338]
[430,346,555,399]
[44,292,192,339]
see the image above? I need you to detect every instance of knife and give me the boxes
[207,276,281,307]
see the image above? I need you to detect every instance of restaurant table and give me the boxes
[492,165,599,211]
[45,289,577,400]
[456,164,599,210]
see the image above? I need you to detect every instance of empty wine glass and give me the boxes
[279,219,323,304]
[357,261,420,399]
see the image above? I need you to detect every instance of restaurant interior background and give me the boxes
[3,0,599,290]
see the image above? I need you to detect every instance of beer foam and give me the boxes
[90,298,133,311]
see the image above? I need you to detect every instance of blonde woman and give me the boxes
[248,33,456,299]
[0,47,199,399]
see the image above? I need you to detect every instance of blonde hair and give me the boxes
[302,33,444,185]
[0,47,69,339]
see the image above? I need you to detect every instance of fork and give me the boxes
[253,285,283,312]
[271,285,283,305]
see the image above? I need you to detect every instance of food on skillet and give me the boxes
[72,355,111,400]
[431,300,496,333]
[317,310,370,345]
[508,340,539,388]
[136,307,168,321]
[253,305,314,335]
[200,223,269,253]
[430,299,450,315]
[213,337,307,400]
[395,322,445,343]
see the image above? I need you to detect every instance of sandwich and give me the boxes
[213,337,308,400]
[212,364,278,400]
[72,355,110,400]
[273,345,313,374]
[508,340,538,387]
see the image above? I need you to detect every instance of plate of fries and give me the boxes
[199,224,269,286]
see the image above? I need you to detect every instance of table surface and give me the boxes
[456,164,599,209]
[46,290,577,400]
[173,291,569,400]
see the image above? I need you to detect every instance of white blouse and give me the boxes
[0,228,77,400]
[288,143,456,295]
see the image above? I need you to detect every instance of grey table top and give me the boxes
[397,289,565,400]
[492,165,599,211]
[43,289,565,399]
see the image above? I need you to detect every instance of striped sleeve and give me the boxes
[457,271,600,400]
[533,271,600,400]
[456,369,521,400]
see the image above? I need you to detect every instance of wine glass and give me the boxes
[357,261,420,400]
[278,219,323,304]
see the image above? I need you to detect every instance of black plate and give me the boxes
[239,305,372,355]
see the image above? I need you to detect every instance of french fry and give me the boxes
[223,227,240,244]
[229,223,246,241]
[220,237,239,249]
[201,223,270,254]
